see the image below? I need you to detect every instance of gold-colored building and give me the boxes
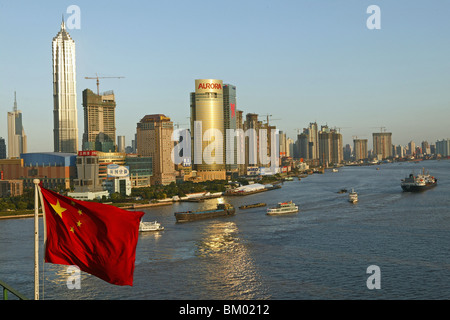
[190,79,226,181]
[136,114,175,185]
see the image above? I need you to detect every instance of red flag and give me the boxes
[40,186,145,286]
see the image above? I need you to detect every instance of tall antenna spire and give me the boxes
[61,14,65,30]
[13,91,17,112]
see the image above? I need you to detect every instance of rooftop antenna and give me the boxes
[13,91,17,112]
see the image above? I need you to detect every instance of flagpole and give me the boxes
[33,179,40,300]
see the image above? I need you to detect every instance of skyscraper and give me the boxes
[136,114,175,185]
[52,18,78,153]
[190,79,226,181]
[372,132,392,159]
[82,89,116,152]
[353,138,368,161]
[318,126,343,165]
[0,137,6,159]
[7,92,27,158]
[223,84,237,173]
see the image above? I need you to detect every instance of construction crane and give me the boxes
[84,74,125,95]
[370,126,386,133]
[260,114,281,126]
[333,126,351,133]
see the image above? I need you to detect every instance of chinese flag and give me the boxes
[40,186,145,286]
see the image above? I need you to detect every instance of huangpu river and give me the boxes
[1,160,450,300]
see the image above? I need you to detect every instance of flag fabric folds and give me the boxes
[40,186,145,286]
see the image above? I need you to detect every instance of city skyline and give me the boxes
[1,1,449,153]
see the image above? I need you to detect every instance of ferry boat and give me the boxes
[348,189,358,203]
[174,203,235,223]
[401,168,437,192]
[139,220,164,232]
[266,201,299,215]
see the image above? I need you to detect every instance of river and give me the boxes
[1,160,449,300]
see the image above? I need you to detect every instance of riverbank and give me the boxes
[0,201,175,219]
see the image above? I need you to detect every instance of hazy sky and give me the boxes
[0,0,449,152]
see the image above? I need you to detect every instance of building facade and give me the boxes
[82,89,116,152]
[136,114,175,185]
[52,19,78,153]
[0,153,76,190]
[372,132,392,159]
[190,79,226,181]
[223,84,238,173]
[436,139,450,157]
[0,137,6,159]
[318,126,343,166]
[353,139,368,161]
[7,92,27,159]
[125,156,153,188]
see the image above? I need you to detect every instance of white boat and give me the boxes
[348,189,358,203]
[139,220,164,232]
[332,168,338,172]
[267,201,299,215]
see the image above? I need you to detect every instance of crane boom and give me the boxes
[84,74,125,95]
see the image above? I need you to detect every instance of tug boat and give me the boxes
[401,168,437,192]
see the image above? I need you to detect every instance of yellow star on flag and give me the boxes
[50,199,67,219]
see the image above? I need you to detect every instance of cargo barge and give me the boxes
[239,203,266,209]
[174,203,235,223]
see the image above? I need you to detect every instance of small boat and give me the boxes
[337,189,347,194]
[348,189,358,203]
[139,220,164,232]
[283,177,294,181]
[332,168,338,172]
[401,168,437,192]
[267,201,299,215]
[239,203,267,209]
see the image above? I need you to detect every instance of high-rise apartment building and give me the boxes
[318,126,343,165]
[372,132,392,159]
[117,136,126,153]
[136,114,175,185]
[52,19,78,153]
[7,92,27,159]
[82,89,116,152]
[0,137,6,159]
[408,141,416,156]
[223,84,237,173]
[190,79,226,181]
[436,139,450,157]
[236,110,245,176]
[307,122,319,160]
[353,139,368,161]
[421,141,430,155]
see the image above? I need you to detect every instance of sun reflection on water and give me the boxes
[195,221,270,299]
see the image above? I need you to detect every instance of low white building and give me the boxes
[103,177,132,196]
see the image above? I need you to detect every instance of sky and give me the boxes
[0,0,449,152]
